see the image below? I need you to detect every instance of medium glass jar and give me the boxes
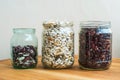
[42,21,74,69]
[79,21,112,70]
[10,28,38,69]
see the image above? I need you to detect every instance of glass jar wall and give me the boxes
[10,28,38,69]
[79,21,112,70]
[42,21,74,69]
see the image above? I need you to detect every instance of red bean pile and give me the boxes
[12,45,37,69]
[79,28,112,69]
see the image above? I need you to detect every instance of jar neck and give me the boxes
[13,28,35,34]
[80,21,111,28]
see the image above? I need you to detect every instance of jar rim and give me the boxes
[43,21,58,28]
[13,28,35,30]
[59,21,73,27]
[43,21,73,28]
[80,21,111,28]
[13,28,35,34]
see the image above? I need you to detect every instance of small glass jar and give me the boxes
[42,21,74,69]
[10,28,38,69]
[79,21,112,70]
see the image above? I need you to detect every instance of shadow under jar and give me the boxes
[79,21,112,70]
[42,21,74,69]
[10,28,38,69]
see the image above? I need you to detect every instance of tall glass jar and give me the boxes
[10,28,38,69]
[42,21,74,69]
[79,21,112,70]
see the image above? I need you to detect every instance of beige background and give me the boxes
[0,0,120,60]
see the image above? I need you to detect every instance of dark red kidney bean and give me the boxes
[12,45,37,69]
[79,28,112,69]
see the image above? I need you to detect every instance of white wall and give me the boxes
[0,0,120,60]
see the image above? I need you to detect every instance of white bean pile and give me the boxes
[42,22,74,69]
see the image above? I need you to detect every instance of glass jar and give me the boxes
[79,21,112,70]
[10,28,38,69]
[42,21,74,69]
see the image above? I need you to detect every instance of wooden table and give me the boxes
[0,56,120,80]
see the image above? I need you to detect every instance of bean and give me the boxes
[12,45,37,69]
[79,28,112,69]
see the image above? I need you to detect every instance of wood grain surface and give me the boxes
[0,55,120,80]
